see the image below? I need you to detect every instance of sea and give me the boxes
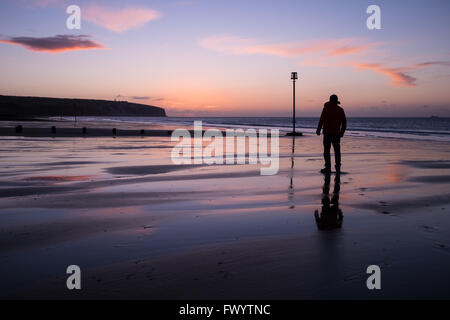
[54,117,450,142]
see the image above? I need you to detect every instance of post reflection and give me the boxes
[288,136,296,209]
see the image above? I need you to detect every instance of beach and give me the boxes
[1,120,450,299]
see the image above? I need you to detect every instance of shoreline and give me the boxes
[1,116,448,142]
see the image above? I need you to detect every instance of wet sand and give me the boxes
[1,125,450,299]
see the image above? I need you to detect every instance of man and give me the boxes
[316,94,347,174]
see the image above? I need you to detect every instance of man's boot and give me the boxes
[320,167,331,174]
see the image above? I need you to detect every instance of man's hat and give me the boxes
[329,94,340,104]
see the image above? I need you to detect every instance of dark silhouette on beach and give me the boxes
[316,94,347,174]
[314,172,343,230]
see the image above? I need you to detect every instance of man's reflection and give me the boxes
[314,173,343,230]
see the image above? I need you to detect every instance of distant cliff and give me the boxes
[0,95,166,119]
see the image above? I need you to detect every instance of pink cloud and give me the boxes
[200,35,374,57]
[350,61,450,87]
[327,44,374,57]
[0,34,105,53]
[351,62,417,87]
[201,34,450,88]
[83,6,161,32]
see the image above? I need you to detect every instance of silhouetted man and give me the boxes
[316,94,347,174]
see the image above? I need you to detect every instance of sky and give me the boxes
[0,0,450,117]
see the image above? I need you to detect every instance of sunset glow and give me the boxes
[0,0,449,116]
